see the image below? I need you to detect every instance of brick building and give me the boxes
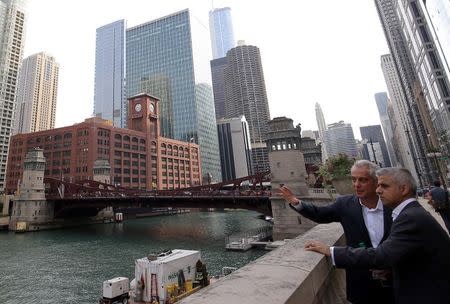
[5,94,202,193]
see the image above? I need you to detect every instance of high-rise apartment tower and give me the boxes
[224,44,271,173]
[14,52,59,134]
[0,0,27,191]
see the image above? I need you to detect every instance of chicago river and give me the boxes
[0,210,271,304]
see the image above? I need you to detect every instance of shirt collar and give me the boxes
[359,199,384,212]
[392,198,416,221]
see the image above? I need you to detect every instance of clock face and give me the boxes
[135,103,142,112]
[149,103,155,113]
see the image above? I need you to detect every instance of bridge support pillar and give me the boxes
[270,197,319,240]
[1,194,13,215]
[267,118,311,240]
[9,148,54,232]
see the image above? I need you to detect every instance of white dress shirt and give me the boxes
[391,198,416,221]
[329,199,385,265]
[360,199,385,248]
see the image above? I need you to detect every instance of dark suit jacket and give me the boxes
[334,201,450,304]
[291,194,393,303]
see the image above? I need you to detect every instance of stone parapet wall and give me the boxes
[180,222,348,304]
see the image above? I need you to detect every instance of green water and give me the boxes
[0,210,271,304]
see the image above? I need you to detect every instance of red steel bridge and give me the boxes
[43,171,273,218]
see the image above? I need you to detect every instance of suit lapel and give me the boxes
[351,196,372,248]
[382,206,392,242]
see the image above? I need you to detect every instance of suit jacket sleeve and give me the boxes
[333,212,422,269]
[290,197,343,223]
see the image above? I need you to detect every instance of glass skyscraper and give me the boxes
[209,7,236,59]
[0,0,27,191]
[126,10,221,182]
[93,20,127,128]
[195,83,221,182]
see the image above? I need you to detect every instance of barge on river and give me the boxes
[99,249,209,304]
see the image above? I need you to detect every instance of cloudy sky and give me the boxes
[24,0,390,139]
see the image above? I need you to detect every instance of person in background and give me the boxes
[304,167,450,304]
[426,180,450,232]
[278,160,394,304]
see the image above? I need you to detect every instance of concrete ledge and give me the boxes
[180,223,347,304]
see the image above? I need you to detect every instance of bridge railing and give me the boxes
[44,172,272,200]
[308,188,336,199]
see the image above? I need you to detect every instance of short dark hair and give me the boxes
[376,167,417,195]
[433,180,441,187]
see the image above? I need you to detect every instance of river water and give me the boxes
[0,210,271,304]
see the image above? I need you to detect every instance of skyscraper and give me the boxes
[210,57,228,120]
[14,52,59,134]
[315,102,328,160]
[374,0,434,185]
[422,0,450,92]
[195,83,221,182]
[209,7,236,120]
[380,54,419,181]
[360,125,391,167]
[224,44,271,173]
[374,92,397,166]
[126,10,221,182]
[323,121,357,158]
[395,1,450,132]
[217,116,252,181]
[0,0,27,191]
[209,7,236,59]
[93,20,127,128]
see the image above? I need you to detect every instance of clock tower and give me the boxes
[127,93,160,139]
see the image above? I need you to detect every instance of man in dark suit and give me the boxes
[427,180,450,232]
[278,160,394,304]
[304,167,450,304]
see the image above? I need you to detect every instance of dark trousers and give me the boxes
[351,280,395,304]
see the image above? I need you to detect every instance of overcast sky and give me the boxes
[24,0,390,139]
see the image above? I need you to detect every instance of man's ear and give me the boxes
[400,184,410,196]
